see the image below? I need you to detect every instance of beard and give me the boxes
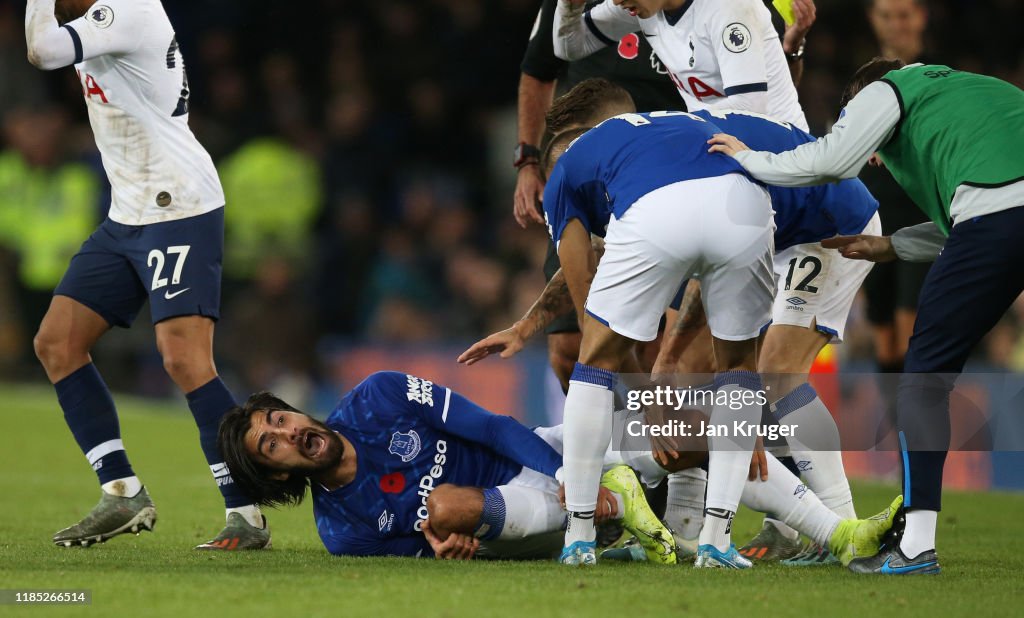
[293,418,345,475]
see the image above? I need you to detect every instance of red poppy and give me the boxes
[380,472,405,494]
[618,33,640,60]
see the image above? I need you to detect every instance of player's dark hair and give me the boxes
[217,392,310,508]
[840,57,906,110]
[541,127,591,178]
[546,78,635,134]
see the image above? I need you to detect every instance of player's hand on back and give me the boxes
[513,164,547,228]
[422,519,479,560]
[783,0,816,55]
[821,234,897,263]
[457,325,527,365]
[707,134,752,157]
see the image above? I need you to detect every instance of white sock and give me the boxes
[665,468,706,539]
[741,453,840,547]
[494,485,566,539]
[775,384,856,519]
[701,375,763,551]
[102,476,142,498]
[227,504,264,529]
[900,510,937,558]
[562,373,615,545]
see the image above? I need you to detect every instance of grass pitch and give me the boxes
[3,383,1024,617]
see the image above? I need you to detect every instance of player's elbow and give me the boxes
[26,45,65,70]
[552,38,585,62]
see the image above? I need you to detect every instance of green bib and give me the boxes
[878,65,1024,234]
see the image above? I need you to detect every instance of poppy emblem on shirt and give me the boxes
[380,472,406,494]
[88,6,114,29]
[618,33,640,60]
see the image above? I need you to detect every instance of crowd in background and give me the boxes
[1,0,1023,399]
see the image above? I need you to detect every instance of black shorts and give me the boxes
[54,209,224,327]
[862,258,932,324]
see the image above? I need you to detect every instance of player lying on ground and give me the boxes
[461,78,882,565]
[25,0,268,548]
[217,371,901,563]
[709,58,1024,575]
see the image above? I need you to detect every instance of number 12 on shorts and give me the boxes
[147,245,191,291]
[784,256,822,293]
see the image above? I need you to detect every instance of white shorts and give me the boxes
[770,211,881,342]
[586,174,775,342]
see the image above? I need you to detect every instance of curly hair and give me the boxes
[217,392,311,507]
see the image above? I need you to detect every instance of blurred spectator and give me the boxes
[219,138,322,280]
[220,255,316,405]
[0,108,99,341]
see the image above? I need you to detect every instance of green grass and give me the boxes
[2,383,1023,617]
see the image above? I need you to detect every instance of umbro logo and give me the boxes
[164,288,190,300]
[786,297,807,306]
[378,509,395,532]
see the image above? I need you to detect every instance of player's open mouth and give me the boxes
[303,431,325,459]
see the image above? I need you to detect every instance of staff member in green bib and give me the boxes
[709,58,1024,575]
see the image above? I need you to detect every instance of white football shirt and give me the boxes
[62,0,224,225]
[559,0,809,131]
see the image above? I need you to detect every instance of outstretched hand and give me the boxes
[457,326,526,365]
[821,234,897,262]
[707,134,751,157]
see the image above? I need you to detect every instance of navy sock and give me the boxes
[474,488,506,541]
[55,364,135,485]
[186,377,250,508]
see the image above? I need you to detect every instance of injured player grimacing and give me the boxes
[217,370,901,566]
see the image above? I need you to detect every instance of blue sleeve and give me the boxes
[324,531,434,558]
[365,372,563,478]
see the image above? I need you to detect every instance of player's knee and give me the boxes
[159,345,213,387]
[427,485,480,535]
[32,328,82,375]
[426,485,459,530]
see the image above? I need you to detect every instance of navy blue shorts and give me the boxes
[54,209,224,328]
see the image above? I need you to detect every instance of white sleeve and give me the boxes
[25,0,76,70]
[60,0,146,64]
[706,0,770,103]
[891,222,946,262]
[553,0,638,61]
[732,82,902,187]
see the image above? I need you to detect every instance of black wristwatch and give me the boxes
[513,143,541,169]
[786,39,806,62]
